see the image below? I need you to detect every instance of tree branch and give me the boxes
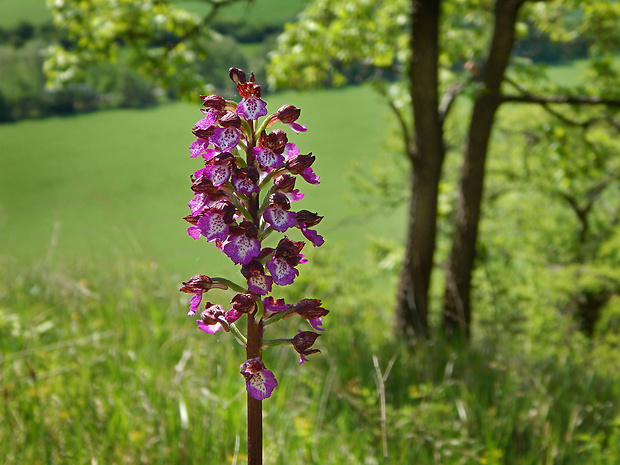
[372,82,413,160]
[163,0,248,51]
[502,94,620,107]
[502,76,620,128]
[438,83,464,125]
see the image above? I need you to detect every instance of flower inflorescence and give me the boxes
[179,68,328,400]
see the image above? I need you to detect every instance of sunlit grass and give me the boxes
[2,258,620,464]
[0,0,51,27]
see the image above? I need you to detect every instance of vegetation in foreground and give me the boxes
[2,256,620,464]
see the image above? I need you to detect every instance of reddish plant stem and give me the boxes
[246,122,263,465]
[246,312,263,465]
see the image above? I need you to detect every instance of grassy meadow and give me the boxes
[0,85,404,279]
[3,83,620,463]
[0,0,51,27]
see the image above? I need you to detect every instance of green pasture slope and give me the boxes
[0,0,50,26]
[0,85,404,279]
[0,0,306,28]
[175,0,308,23]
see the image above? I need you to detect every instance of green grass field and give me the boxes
[0,85,405,280]
[0,0,51,27]
[0,0,306,28]
[175,0,308,24]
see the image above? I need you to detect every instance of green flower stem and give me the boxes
[255,299,264,320]
[229,322,247,346]
[225,192,253,222]
[261,338,293,347]
[257,184,276,216]
[212,277,247,293]
[258,226,273,242]
[263,311,287,326]
[255,114,276,135]
[240,118,253,141]
[258,168,281,190]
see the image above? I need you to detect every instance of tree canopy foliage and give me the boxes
[44,0,248,97]
[268,0,620,342]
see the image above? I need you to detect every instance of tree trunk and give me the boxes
[442,0,526,339]
[395,0,445,341]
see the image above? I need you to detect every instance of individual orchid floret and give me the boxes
[296,210,325,247]
[190,174,222,196]
[240,357,278,400]
[286,299,329,331]
[184,213,202,240]
[226,293,257,323]
[272,104,307,134]
[211,126,240,152]
[189,138,217,160]
[284,152,320,185]
[241,259,273,295]
[273,173,296,193]
[192,111,218,140]
[263,296,291,319]
[199,152,235,187]
[292,330,321,364]
[266,236,305,286]
[188,178,229,216]
[253,130,287,169]
[197,201,236,242]
[234,70,268,121]
[232,166,260,195]
[264,192,297,233]
[223,220,261,265]
[180,275,228,316]
[197,303,229,334]
[219,111,242,130]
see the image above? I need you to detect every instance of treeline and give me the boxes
[0,18,272,123]
[0,20,162,122]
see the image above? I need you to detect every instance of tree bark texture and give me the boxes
[395,0,445,341]
[442,0,527,338]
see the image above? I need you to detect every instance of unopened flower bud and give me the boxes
[292,331,321,363]
[275,104,301,123]
[258,129,288,154]
[273,174,296,192]
[295,210,323,227]
[180,275,228,293]
[201,94,226,110]
[231,293,256,313]
[220,112,242,129]
[269,191,291,210]
[229,67,246,84]
[285,153,315,174]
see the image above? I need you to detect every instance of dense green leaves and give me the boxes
[44,0,228,98]
[267,0,409,89]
